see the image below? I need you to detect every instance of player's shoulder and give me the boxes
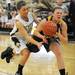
[59,19,67,25]
[59,19,67,30]
[38,18,46,24]
[37,19,46,30]
[47,16,52,21]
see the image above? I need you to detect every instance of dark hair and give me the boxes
[52,7,62,13]
[17,0,26,10]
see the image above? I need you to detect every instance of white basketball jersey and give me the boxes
[10,12,34,36]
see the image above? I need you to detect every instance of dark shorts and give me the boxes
[32,35,60,52]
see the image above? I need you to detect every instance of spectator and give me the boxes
[69,0,75,40]
[54,0,69,16]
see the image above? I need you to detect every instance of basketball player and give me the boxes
[5,1,43,75]
[33,7,68,75]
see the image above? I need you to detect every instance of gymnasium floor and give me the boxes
[0,34,75,75]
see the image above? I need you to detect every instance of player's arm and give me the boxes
[57,21,68,44]
[34,19,47,43]
[16,21,42,47]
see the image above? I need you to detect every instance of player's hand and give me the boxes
[42,36,48,44]
[36,42,43,48]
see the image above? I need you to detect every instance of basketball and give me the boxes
[42,21,57,37]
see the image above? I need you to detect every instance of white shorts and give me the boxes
[11,36,27,54]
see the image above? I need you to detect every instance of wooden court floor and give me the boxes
[0,34,75,75]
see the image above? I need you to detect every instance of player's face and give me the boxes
[53,9,63,21]
[19,6,29,18]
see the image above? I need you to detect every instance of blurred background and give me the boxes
[0,0,75,75]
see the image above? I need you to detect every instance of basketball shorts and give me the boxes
[32,35,60,52]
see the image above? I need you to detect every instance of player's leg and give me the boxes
[50,42,65,75]
[15,48,30,75]
[0,36,20,63]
